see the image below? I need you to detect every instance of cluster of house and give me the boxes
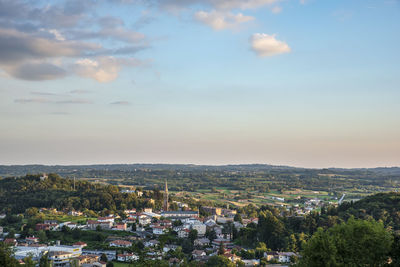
[291,198,325,215]
[1,202,300,266]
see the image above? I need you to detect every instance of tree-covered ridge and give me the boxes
[0,174,154,214]
[337,192,400,230]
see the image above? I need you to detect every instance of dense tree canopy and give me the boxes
[296,218,393,267]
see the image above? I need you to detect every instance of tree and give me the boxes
[189,229,198,243]
[257,210,285,250]
[37,230,47,243]
[234,214,243,223]
[255,242,268,259]
[206,255,235,267]
[182,239,193,254]
[206,229,217,241]
[297,218,393,267]
[39,253,51,267]
[106,262,114,267]
[25,207,39,217]
[218,242,225,255]
[23,256,35,267]
[287,234,297,252]
[0,243,19,267]
[100,253,108,262]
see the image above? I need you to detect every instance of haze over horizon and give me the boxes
[1,0,399,168]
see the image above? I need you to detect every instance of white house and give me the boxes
[144,240,159,247]
[117,253,139,262]
[109,240,132,248]
[98,217,114,223]
[191,223,206,237]
[178,228,190,238]
[138,215,151,226]
[194,238,210,247]
[152,226,166,235]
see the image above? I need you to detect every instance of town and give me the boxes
[1,169,400,267]
[0,176,310,267]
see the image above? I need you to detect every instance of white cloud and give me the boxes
[250,33,291,57]
[195,10,254,30]
[74,56,144,83]
[75,57,119,83]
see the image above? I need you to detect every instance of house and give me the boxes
[191,223,206,236]
[87,220,101,230]
[144,240,159,247]
[152,226,166,235]
[277,252,297,263]
[212,238,233,249]
[48,251,76,266]
[109,240,132,248]
[98,217,114,223]
[78,254,100,265]
[223,252,241,263]
[161,210,199,219]
[73,241,88,248]
[124,209,136,215]
[68,210,83,216]
[192,250,206,259]
[216,217,233,224]
[0,214,6,219]
[35,222,58,231]
[125,218,136,224]
[65,222,77,229]
[82,262,107,267]
[82,250,116,260]
[178,228,190,238]
[87,220,112,230]
[4,238,17,246]
[163,244,179,253]
[194,238,210,247]
[264,251,297,263]
[159,220,172,227]
[143,208,153,213]
[204,219,217,228]
[221,209,237,216]
[117,253,139,262]
[138,215,151,226]
[113,223,127,231]
[25,236,39,244]
[241,259,260,266]
[201,206,222,216]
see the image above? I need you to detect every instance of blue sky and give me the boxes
[0,0,399,167]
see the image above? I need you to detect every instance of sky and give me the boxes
[0,0,399,168]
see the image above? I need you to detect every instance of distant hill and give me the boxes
[0,163,399,177]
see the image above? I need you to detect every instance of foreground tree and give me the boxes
[296,218,393,267]
[0,243,20,267]
[206,255,235,267]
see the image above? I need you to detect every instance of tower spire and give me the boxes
[163,179,168,211]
